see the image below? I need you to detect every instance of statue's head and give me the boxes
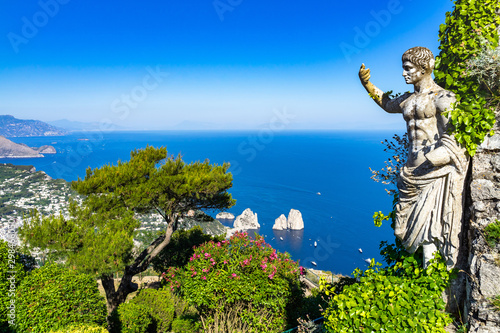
[401,47,435,84]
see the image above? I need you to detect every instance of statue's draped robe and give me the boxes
[394,134,468,267]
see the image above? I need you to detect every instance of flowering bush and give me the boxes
[162,231,304,332]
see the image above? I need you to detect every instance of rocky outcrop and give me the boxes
[216,212,235,220]
[37,145,56,154]
[466,122,500,332]
[0,136,42,158]
[273,214,288,230]
[272,209,304,230]
[0,136,57,158]
[288,209,304,230]
[233,208,259,229]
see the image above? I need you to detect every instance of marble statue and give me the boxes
[359,46,468,268]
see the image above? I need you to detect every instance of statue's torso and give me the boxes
[401,90,448,167]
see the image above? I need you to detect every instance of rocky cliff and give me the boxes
[466,113,500,332]
[0,136,56,158]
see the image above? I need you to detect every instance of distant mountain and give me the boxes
[0,115,67,137]
[0,136,56,158]
[47,119,126,132]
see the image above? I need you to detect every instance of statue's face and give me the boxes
[402,61,424,85]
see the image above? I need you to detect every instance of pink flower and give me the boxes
[223,260,228,264]
[204,253,211,258]
[261,264,267,270]
[299,266,305,275]
[217,242,221,247]
[202,276,207,280]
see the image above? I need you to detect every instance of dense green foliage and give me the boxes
[170,318,197,333]
[434,0,500,156]
[15,263,107,332]
[321,254,453,332]
[49,324,108,333]
[112,288,197,333]
[152,226,223,273]
[163,232,304,332]
[484,219,500,248]
[115,302,153,333]
[0,240,34,332]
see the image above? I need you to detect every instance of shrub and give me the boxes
[485,220,500,248]
[0,240,34,331]
[49,324,108,333]
[171,318,198,333]
[163,231,304,333]
[112,287,179,333]
[131,288,175,332]
[116,302,153,333]
[15,263,107,332]
[321,254,453,332]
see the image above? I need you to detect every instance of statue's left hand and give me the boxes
[359,64,371,86]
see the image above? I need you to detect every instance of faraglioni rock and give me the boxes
[272,209,304,230]
[272,214,288,230]
[233,208,260,229]
[216,212,235,220]
[287,209,304,230]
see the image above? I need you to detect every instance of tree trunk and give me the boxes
[101,219,177,330]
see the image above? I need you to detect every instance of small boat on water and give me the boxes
[358,248,363,253]
[364,258,372,264]
[311,261,317,266]
[316,192,321,195]
[314,241,317,247]
[280,237,284,241]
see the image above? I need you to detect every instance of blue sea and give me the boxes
[2,130,398,275]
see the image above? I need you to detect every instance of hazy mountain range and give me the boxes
[0,115,67,137]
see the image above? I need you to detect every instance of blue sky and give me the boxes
[0,0,455,130]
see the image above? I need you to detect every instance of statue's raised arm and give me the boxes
[358,64,408,114]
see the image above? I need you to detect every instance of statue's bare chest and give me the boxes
[402,94,437,122]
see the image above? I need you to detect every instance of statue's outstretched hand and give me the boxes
[359,64,371,86]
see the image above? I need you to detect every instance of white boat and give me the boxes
[316,192,321,195]
[358,248,363,253]
[280,237,283,241]
[311,261,317,266]
[314,241,317,247]
[364,258,372,264]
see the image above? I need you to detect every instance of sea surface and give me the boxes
[2,130,400,275]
